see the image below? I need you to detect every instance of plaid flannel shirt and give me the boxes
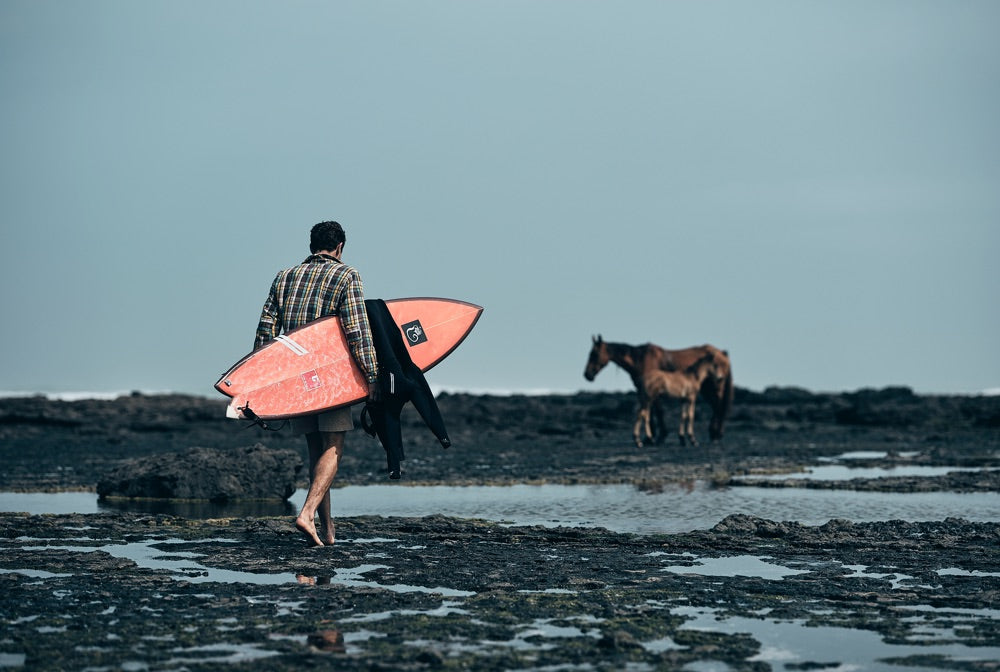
[254,254,379,384]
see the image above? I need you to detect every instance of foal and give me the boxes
[634,353,715,448]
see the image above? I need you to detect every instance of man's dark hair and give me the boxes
[310,221,346,253]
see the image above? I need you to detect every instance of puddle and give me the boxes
[3,484,997,535]
[162,642,281,666]
[821,451,920,461]
[401,615,605,657]
[675,606,1000,672]
[643,634,686,653]
[683,662,734,672]
[311,563,474,597]
[0,654,26,669]
[516,616,604,642]
[0,568,74,580]
[340,601,469,623]
[14,538,473,595]
[841,564,920,590]
[743,465,997,481]
[661,555,809,580]
[657,555,972,589]
[936,567,1000,578]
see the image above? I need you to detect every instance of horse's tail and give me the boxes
[709,353,734,441]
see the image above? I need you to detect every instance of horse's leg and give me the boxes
[644,404,655,446]
[652,397,667,444]
[633,406,646,448]
[676,403,686,446]
[707,388,722,440]
[686,397,699,447]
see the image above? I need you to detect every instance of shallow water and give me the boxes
[2,482,998,534]
[674,606,1000,672]
[743,464,998,481]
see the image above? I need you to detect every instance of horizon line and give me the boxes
[1,385,998,402]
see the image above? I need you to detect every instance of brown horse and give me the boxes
[583,335,734,447]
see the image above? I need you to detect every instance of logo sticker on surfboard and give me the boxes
[402,320,427,346]
[301,370,322,391]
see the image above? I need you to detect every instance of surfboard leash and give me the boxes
[239,404,287,432]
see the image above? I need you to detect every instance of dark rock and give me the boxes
[597,630,641,650]
[2,388,998,491]
[415,649,445,666]
[96,443,302,501]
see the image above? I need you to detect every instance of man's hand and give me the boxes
[367,379,381,404]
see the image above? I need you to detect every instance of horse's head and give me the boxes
[584,335,609,382]
[686,351,717,381]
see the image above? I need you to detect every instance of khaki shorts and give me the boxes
[289,406,354,435]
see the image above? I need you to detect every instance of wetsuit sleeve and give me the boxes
[338,269,379,383]
[253,274,282,350]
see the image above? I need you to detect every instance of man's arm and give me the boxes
[338,269,379,386]
[253,275,282,349]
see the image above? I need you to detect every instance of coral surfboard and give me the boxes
[216,297,483,420]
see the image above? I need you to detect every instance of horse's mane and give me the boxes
[604,341,650,374]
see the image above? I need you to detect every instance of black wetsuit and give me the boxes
[361,299,450,478]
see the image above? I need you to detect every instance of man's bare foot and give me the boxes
[295,517,324,547]
[321,522,335,546]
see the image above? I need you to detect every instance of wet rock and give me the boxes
[96,443,302,501]
[415,649,445,666]
[597,630,641,650]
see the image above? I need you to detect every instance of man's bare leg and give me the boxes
[296,431,344,546]
[306,434,337,545]
[318,491,335,545]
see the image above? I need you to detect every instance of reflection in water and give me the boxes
[98,496,295,518]
[305,629,345,653]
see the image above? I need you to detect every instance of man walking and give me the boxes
[254,221,379,546]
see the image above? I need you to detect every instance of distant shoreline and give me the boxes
[1,384,999,401]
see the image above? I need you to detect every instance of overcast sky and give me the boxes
[1,1,998,398]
